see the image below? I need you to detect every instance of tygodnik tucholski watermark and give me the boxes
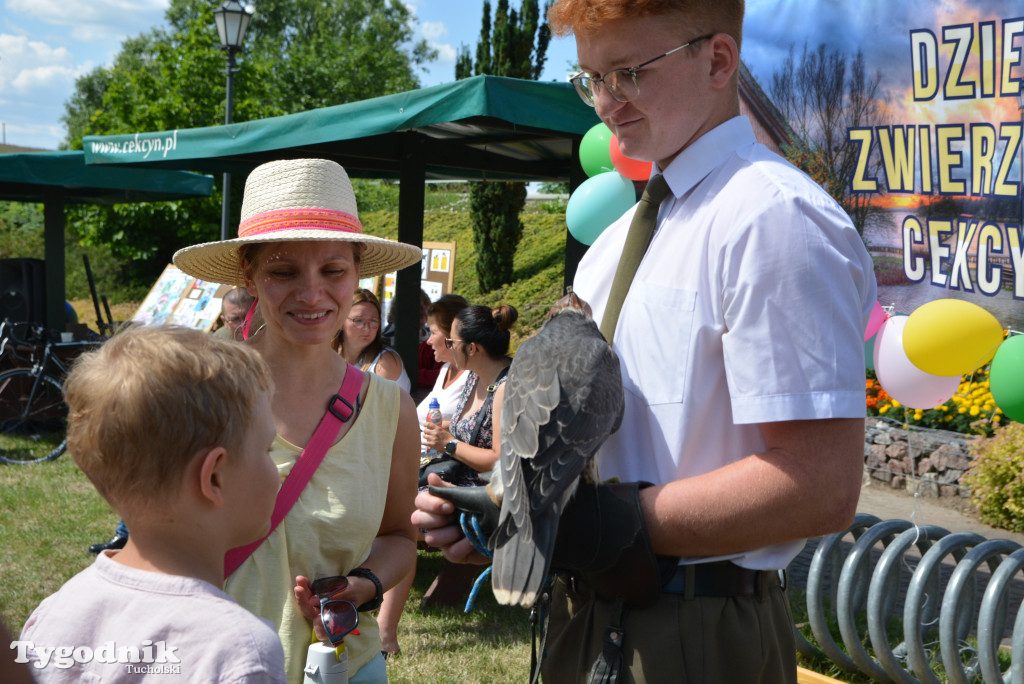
[11,639,181,672]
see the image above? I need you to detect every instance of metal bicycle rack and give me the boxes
[793,513,1024,683]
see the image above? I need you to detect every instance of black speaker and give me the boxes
[0,258,46,325]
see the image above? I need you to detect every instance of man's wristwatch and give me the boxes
[444,440,458,456]
[347,567,383,612]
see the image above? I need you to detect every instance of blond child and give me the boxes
[18,325,286,683]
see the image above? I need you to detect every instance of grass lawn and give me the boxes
[0,455,533,684]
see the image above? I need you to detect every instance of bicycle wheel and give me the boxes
[0,368,67,464]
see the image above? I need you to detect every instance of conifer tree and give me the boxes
[456,0,550,292]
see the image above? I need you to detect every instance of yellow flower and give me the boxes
[879,405,890,414]
[969,406,980,416]
[891,400,902,409]
[958,407,967,414]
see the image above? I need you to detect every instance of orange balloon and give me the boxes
[609,134,653,181]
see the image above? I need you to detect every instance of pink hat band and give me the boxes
[238,207,363,238]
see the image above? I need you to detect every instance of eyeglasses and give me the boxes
[310,576,360,645]
[569,34,714,106]
[347,317,380,330]
[444,338,466,349]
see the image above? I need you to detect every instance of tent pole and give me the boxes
[43,193,66,332]
[396,133,427,388]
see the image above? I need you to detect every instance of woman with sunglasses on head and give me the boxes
[420,304,517,482]
[333,289,411,392]
[173,158,420,684]
[415,296,473,427]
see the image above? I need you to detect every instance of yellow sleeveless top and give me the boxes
[225,372,399,682]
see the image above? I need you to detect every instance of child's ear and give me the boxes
[198,446,229,507]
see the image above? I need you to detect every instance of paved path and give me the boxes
[855,483,1024,546]
[789,479,1024,588]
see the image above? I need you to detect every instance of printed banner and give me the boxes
[742,0,1023,330]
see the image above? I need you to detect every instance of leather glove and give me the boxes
[551,481,676,608]
[428,483,501,551]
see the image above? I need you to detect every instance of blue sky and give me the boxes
[1,0,1020,150]
[0,0,582,150]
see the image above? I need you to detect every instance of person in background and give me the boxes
[174,158,421,683]
[420,304,517,483]
[20,325,286,683]
[375,295,474,656]
[415,1,876,681]
[333,288,412,392]
[414,290,444,389]
[213,286,255,340]
[415,295,473,427]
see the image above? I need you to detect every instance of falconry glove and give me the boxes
[429,483,501,547]
[550,481,675,608]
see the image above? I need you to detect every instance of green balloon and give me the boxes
[991,335,1024,422]
[579,123,613,177]
[864,336,875,371]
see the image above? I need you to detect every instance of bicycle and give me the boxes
[0,321,102,464]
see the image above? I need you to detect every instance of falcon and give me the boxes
[488,294,625,607]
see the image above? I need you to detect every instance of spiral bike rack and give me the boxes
[792,513,1024,683]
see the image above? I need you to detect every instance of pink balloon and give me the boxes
[864,300,887,341]
[873,316,960,409]
[609,134,653,181]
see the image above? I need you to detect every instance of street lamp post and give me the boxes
[214,1,254,241]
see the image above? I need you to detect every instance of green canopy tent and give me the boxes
[83,75,600,380]
[0,150,214,330]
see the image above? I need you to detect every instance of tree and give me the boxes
[61,0,435,286]
[769,44,890,237]
[455,0,550,292]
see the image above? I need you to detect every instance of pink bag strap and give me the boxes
[224,365,365,579]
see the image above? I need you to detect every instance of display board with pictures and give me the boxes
[360,241,457,322]
[133,264,235,332]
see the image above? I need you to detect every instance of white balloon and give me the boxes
[873,316,960,409]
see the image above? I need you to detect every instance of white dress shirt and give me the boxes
[573,116,877,569]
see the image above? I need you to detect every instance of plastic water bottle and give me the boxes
[425,398,443,457]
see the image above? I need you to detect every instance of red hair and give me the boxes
[548,0,743,51]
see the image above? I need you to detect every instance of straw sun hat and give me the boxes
[173,158,421,286]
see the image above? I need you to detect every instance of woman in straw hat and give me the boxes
[174,158,421,684]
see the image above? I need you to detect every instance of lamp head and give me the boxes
[214,1,254,51]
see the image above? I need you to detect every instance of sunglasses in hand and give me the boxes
[311,576,360,646]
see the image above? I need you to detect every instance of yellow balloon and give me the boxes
[903,299,1004,376]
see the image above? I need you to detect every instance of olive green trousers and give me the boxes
[540,574,796,684]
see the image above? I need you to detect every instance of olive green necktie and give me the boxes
[599,174,671,344]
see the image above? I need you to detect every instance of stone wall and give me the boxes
[864,417,975,499]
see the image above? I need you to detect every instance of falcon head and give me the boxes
[547,290,592,319]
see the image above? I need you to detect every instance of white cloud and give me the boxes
[7,0,168,27]
[0,34,74,95]
[421,20,447,41]
[433,42,457,63]
[11,63,76,91]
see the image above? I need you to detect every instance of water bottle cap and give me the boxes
[429,398,440,408]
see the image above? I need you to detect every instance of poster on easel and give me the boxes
[133,264,235,332]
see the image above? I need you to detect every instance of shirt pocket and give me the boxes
[617,282,697,406]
